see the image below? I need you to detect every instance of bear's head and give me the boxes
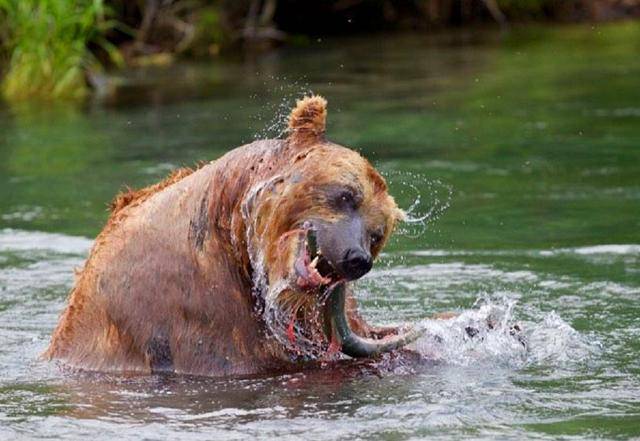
[243,96,407,359]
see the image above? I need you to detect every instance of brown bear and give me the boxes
[46,96,422,377]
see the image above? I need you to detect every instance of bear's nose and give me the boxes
[341,248,373,280]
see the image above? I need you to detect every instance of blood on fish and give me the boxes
[287,317,296,345]
[327,332,341,355]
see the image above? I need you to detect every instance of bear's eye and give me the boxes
[333,189,357,210]
[370,230,384,246]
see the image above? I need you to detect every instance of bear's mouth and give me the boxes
[293,229,339,290]
[291,229,423,358]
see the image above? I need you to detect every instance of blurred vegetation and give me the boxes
[0,0,123,101]
[0,0,639,101]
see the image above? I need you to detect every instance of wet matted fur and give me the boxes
[46,96,405,377]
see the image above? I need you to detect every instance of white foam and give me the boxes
[405,244,640,258]
[411,299,598,368]
[569,244,640,255]
[412,299,528,367]
[0,229,93,255]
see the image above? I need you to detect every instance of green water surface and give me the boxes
[0,22,639,440]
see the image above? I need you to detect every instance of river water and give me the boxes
[1,23,639,440]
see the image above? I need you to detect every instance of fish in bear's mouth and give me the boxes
[293,227,337,290]
[291,228,423,359]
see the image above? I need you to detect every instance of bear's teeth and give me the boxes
[309,256,319,268]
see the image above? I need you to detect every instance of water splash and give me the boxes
[412,296,599,369]
[524,311,601,366]
[383,170,453,239]
[239,174,286,313]
[250,82,314,141]
[262,280,332,360]
[240,176,331,360]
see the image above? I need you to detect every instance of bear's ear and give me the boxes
[287,95,327,145]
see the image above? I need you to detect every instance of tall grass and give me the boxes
[0,0,121,101]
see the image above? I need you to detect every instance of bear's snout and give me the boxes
[340,248,373,280]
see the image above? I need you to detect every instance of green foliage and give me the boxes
[197,5,225,46]
[189,5,226,56]
[0,0,122,101]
